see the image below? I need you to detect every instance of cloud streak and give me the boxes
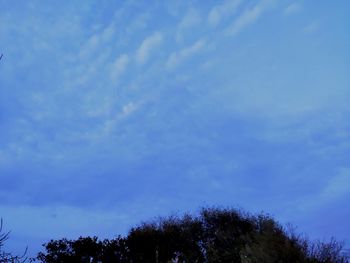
[284,2,302,15]
[176,8,202,42]
[226,0,274,36]
[208,0,242,27]
[110,54,130,81]
[166,38,206,69]
[135,32,163,64]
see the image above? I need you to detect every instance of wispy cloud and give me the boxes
[78,23,116,61]
[284,2,302,15]
[297,168,350,213]
[176,8,201,42]
[110,54,130,81]
[166,38,206,69]
[135,32,163,64]
[226,0,274,36]
[303,21,320,33]
[208,0,242,27]
[103,102,139,134]
[322,168,350,200]
[79,35,100,59]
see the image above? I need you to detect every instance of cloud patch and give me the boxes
[166,38,206,69]
[135,32,163,64]
[110,54,130,81]
[176,8,201,42]
[323,168,350,200]
[208,0,242,27]
[303,21,319,33]
[284,2,302,15]
[226,0,274,36]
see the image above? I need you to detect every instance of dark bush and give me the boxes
[34,208,349,263]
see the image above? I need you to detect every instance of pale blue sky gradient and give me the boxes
[0,0,349,255]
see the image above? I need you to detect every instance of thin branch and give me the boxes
[0,219,10,246]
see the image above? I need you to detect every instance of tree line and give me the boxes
[1,207,349,262]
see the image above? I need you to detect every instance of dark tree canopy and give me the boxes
[34,207,349,263]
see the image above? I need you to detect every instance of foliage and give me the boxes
[36,236,128,263]
[34,208,349,263]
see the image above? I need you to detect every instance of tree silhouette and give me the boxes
[35,207,349,263]
[0,219,28,263]
[127,215,204,262]
[36,236,129,263]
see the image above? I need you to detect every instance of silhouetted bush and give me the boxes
[34,207,349,263]
[127,215,204,262]
[36,236,128,263]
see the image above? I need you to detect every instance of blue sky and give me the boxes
[0,0,349,255]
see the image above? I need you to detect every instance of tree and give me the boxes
[34,208,349,263]
[127,215,204,262]
[0,219,28,263]
[36,236,129,263]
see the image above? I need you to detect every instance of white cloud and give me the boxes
[103,102,139,134]
[78,22,116,61]
[79,34,100,60]
[110,54,130,81]
[176,8,201,42]
[284,2,302,15]
[323,168,350,199]
[303,21,319,33]
[179,8,201,29]
[297,168,350,212]
[121,102,137,118]
[135,32,163,64]
[208,0,242,27]
[166,38,206,69]
[226,0,274,36]
[101,22,116,42]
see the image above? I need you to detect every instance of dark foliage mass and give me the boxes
[32,207,348,263]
